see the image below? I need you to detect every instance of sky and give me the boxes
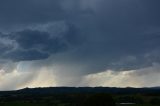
[0,0,160,90]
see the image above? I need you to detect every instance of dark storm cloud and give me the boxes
[10,29,68,52]
[0,0,91,30]
[0,23,83,61]
[3,49,49,61]
[0,0,160,73]
[0,0,64,25]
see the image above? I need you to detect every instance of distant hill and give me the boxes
[1,87,160,96]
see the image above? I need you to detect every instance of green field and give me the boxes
[0,103,159,106]
[0,102,69,106]
[117,104,158,106]
[0,102,159,106]
[0,93,160,106]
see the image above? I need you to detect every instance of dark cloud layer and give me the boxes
[0,23,82,61]
[0,0,160,74]
[0,0,64,26]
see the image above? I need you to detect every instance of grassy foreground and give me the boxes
[0,103,159,106]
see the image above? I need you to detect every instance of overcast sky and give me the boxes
[0,0,160,90]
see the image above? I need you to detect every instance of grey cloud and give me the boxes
[1,0,160,88]
[3,49,49,61]
[0,22,83,62]
[0,0,93,31]
[0,0,64,25]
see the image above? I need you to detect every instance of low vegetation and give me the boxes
[0,87,160,106]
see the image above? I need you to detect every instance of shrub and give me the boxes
[83,94,115,106]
